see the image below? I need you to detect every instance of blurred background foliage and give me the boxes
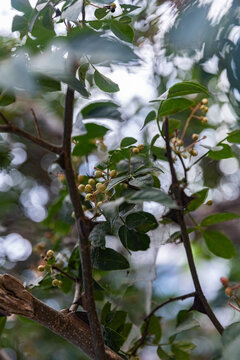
[1,0,240,359]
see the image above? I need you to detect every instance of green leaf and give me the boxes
[110,21,134,43]
[126,211,158,233]
[168,118,181,134]
[59,74,89,98]
[203,230,236,259]
[129,174,153,188]
[78,62,89,85]
[157,346,172,360]
[201,213,240,227]
[221,322,240,360]
[175,310,199,334]
[151,146,168,161]
[92,0,113,4]
[121,4,140,15]
[103,327,125,352]
[158,98,194,117]
[91,247,129,270]
[141,110,156,129]
[12,15,29,36]
[107,175,130,191]
[89,223,106,247]
[208,144,233,160]
[95,8,108,19]
[186,188,208,212]
[171,341,196,359]
[73,124,109,156]
[36,75,61,92]
[61,0,84,22]
[0,91,15,106]
[142,315,162,345]
[167,81,209,98]
[119,226,150,251]
[11,0,32,14]
[227,130,240,144]
[129,188,177,208]
[120,137,137,148]
[94,70,119,93]
[81,101,121,120]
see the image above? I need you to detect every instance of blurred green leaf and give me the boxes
[208,144,233,160]
[11,0,32,14]
[94,70,119,93]
[157,346,172,360]
[201,213,240,227]
[89,223,106,247]
[0,317,6,336]
[171,341,196,360]
[110,21,134,43]
[227,130,240,144]
[167,81,209,98]
[129,188,177,208]
[81,101,121,120]
[95,8,108,19]
[203,230,236,259]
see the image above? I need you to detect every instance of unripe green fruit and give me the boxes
[82,205,87,211]
[192,133,199,141]
[85,184,93,193]
[206,200,213,206]
[57,280,63,288]
[97,201,103,207]
[132,147,140,154]
[88,178,95,186]
[96,183,106,193]
[47,250,54,258]
[110,170,117,178]
[85,193,93,201]
[78,184,85,192]
[201,98,208,105]
[94,170,102,178]
[189,149,198,156]
[38,265,45,272]
[52,279,59,287]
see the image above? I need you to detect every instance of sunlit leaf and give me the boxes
[227,130,240,144]
[141,110,156,129]
[120,137,137,148]
[208,143,233,160]
[187,188,208,212]
[110,21,134,43]
[203,230,236,259]
[167,81,209,98]
[158,98,194,116]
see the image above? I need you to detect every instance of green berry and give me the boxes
[85,184,93,193]
[110,170,117,178]
[88,178,95,186]
[78,174,85,183]
[78,184,85,192]
[96,183,106,193]
[132,147,140,154]
[94,170,102,178]
[52,279,59,287]
[85,193,93,201]
[47,250,54,258]
[38,265,45,272]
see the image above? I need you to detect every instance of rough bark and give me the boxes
[0,274,122,360]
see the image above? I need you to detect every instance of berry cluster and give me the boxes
[220,276,240,312]
[37,249,63,288]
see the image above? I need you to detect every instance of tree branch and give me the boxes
[163,117,224,335]
[0,274,121,360]
[130,292,196,356]
[0,114,62,155]
[61,87,106,359]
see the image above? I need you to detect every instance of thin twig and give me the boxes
[0,124,62,154]
[61,86,106,360]
[130,292,196,356]
[181,104,200,141]
[164,117,224,335]
[30,108,42,138]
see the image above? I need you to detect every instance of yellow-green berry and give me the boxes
[78,174,85,183]
[52,279,59,287]
[201,98,208,105]
[192,133,199,141]
[47,250,54,258]
[110,170,117,178]
[94,170,102,178]
[57,280,63,288]
[97,201,103,207]
[38,265,45,272]
[182,154,188,159]
[88,178,95,186]
[206,200,213,206]
[176,138,183,147]
[201,116,208,124]
[200,105,208,113]
[138,144,144,151]
[189,149,198,156]
[96,183,106,193]
[85,184,93,193]
[78,184,85,192]
[132,147,140,154]
[82,205,87,211]
[85,193,93,201]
